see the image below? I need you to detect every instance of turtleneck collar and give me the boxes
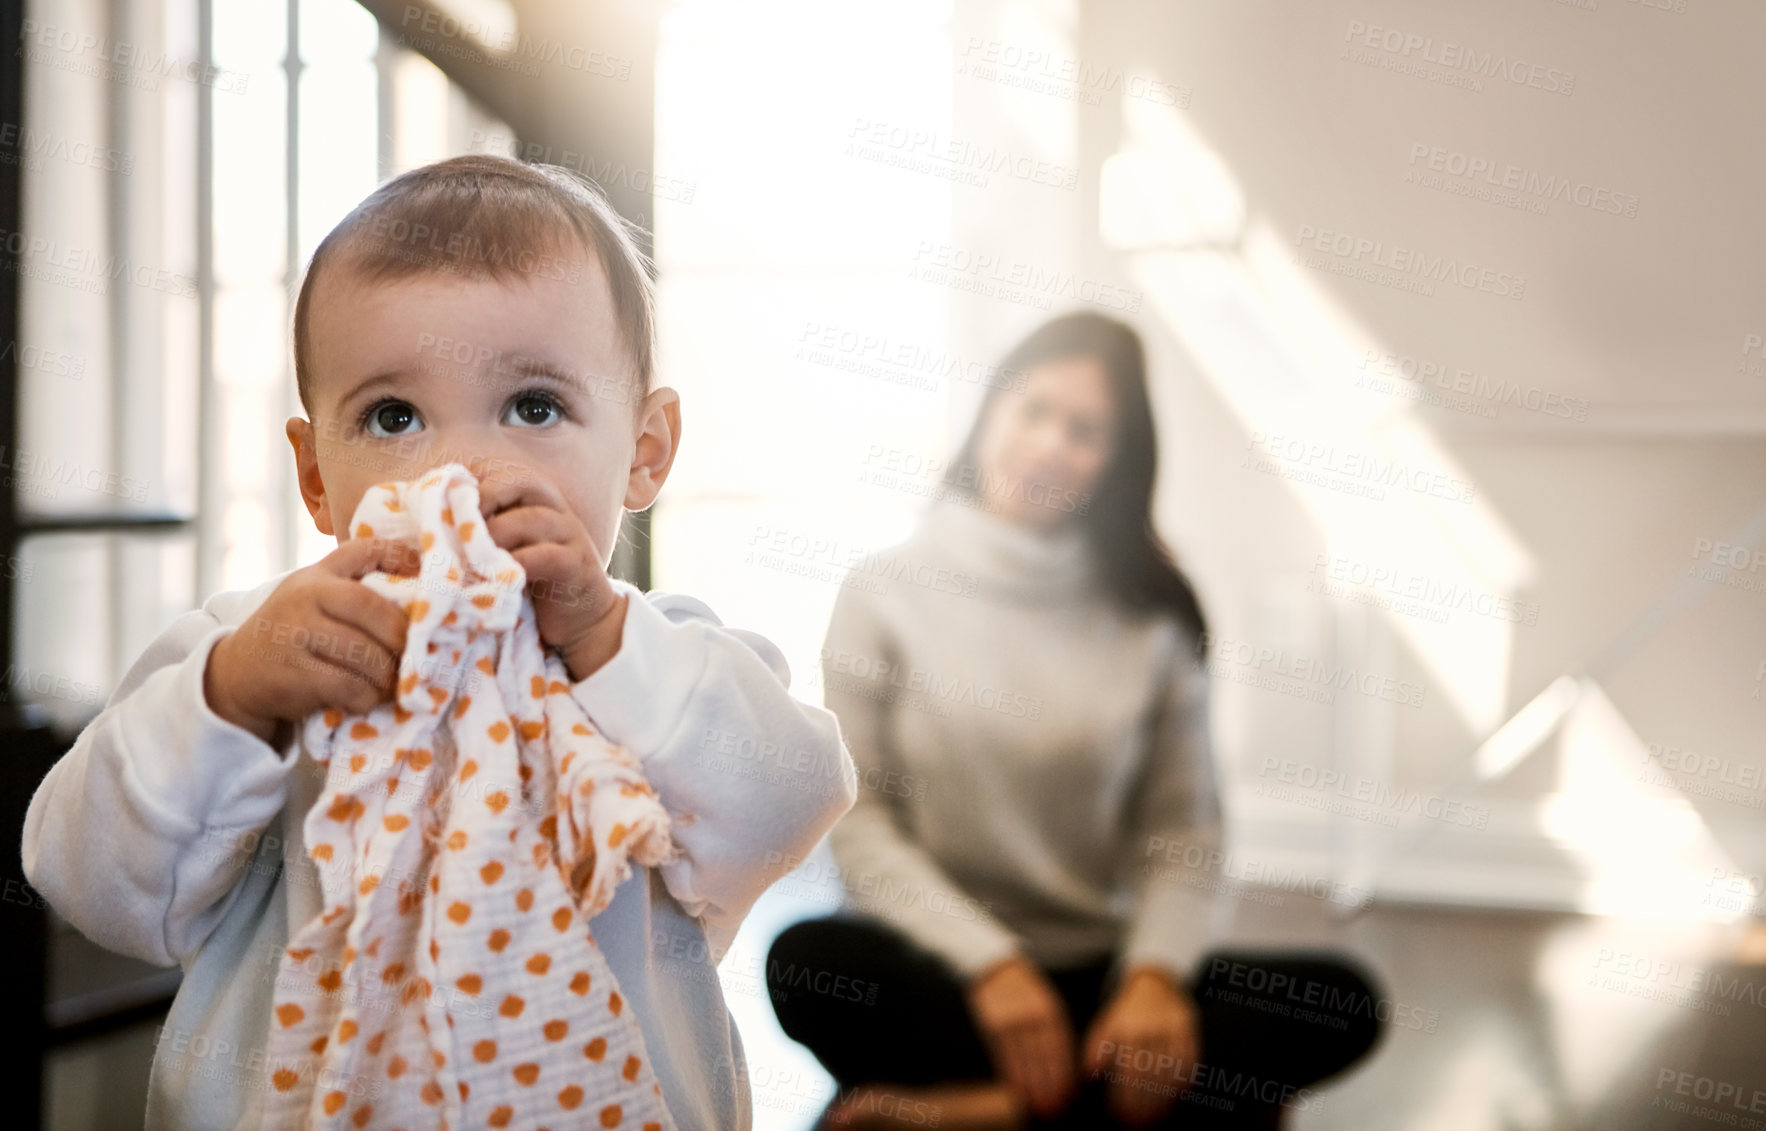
[915,494,1094,602]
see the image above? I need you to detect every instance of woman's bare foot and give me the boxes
[820,1081,1027,1130]
[1736,922,1766,964]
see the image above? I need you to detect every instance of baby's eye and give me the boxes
[361,400,421,438]
[506,391,564,428]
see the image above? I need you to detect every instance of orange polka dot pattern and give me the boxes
[262,464,678,1130]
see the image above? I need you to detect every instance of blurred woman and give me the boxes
[769,311,1384,1130]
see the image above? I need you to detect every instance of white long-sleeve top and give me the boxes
[23,568,856,1131]
[822,496,1226,985]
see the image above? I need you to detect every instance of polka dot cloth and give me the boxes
[262,463,677,1130]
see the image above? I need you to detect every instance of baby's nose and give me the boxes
[468,455,529,484]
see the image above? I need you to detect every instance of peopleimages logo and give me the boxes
[1357,350,1589,421]
[1244,431,1477,503]
[1341,20,1575,95]
[1743,334,1766,379]
[909,241,1142,313]
[821,647,1043,721]
[1294,225,1525,300]
[1307,553,1541,627]
[1199,632,1427,708]
[846,117,1080,191]
[1406,143,1638,218]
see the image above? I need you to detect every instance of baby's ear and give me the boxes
[286,417,335,536]
[624,387,681,511]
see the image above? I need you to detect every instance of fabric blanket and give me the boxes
[260,462,677,1130]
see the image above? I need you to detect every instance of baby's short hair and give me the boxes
[293,153,655,418]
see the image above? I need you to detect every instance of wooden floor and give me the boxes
[714,878,1766,1131]
[1215,897,1766,1131]
[45,891,1766,1129]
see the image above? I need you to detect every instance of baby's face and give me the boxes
[290,247,672,564]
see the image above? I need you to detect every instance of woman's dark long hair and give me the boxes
[940,311,1210,658]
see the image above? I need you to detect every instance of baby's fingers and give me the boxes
[297,616,402,714]
[325,534,423,582]
[318,577,411,660]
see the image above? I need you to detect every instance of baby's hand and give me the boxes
[204,538,419,746]
[475,467,626,682]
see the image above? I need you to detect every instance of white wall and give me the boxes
[939,0,1766,915]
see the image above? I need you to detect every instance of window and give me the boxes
[653,0,962,695]
[14,0,512,736]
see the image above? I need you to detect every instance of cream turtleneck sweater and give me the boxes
[820,493,1225,984]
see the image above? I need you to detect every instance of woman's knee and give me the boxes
[1194,948,1389,1081]
[765,915,899,1032]
[766,918,843,1027]
[768,916,892,983]
[766,915,994,1088]
[767,916,833,974]
[1305,955,1389,1069]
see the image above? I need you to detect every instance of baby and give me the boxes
[22,154,857,1130]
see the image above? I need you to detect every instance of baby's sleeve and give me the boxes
[569,580,858,960]
[21,604,302,968]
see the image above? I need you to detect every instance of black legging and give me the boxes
[768,915,1386,1130]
